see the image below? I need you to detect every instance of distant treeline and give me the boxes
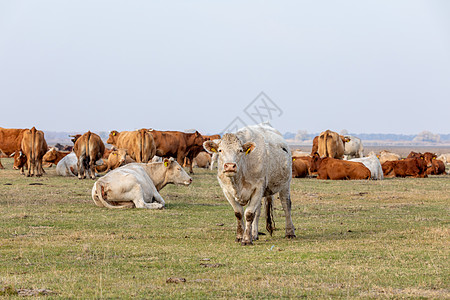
[284,132,450,142]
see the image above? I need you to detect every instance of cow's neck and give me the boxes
[145,163,169,191]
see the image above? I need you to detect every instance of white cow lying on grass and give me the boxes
[350,154,384,180]
[56,152,78,176]
[56,152,104,177]
[91,158,192,209]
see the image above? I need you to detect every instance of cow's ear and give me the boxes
[242,142,255,155]
[204,141,219,154]
[163,158,171,167]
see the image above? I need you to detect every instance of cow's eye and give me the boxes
[218,149,222,152]
[240,149,243,152]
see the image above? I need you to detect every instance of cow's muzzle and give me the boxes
[223,163,237,175]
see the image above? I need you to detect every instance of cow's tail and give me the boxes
[94,181,133,209]
[85,131,91,168]
[265,196,275,236]
[30,127,37,163]
[138,129,145,163]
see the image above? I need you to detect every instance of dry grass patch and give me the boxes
[0,158,449,298]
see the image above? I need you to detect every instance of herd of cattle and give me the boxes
[1,125,449,245]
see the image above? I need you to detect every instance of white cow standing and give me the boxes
[350,154,384,180]
[204,124,295,245]
[91,158,192,209]
[343,135,364,160]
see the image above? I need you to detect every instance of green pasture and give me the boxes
[0,158,448,299]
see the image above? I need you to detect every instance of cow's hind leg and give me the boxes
[78,156,86,179]
[279,187,296,239]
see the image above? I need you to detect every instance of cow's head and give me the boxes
[11,151,27,170]
[163,158,192,186]
[423,152,437,168]
[203,133,255,177]
[43,148,57,163]
[106,131,119,144]
[109,148,127,168]
[309,152,320,172]
[69,134,82,145]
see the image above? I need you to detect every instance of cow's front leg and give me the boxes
[242,189,263,246]
[223,190,244,242]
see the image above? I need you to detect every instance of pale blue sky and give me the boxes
[1,1,449,135]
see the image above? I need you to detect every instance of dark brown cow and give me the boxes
[107,129,156,163]
[73,131,105,179]
[311,154,370,180]
[310,136,319,156]
[148,129,205,174]
[382,156,428,178]
[292,157,308,178]
[0,127,27,169]
[18,127,48,177]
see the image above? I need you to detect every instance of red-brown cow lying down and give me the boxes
[96,149,136,173]
[73,131,105,180]
[382,156,428,178]
[407,151,446,175]
[311,154,370,180]
[43,148,71,166]
[292,157,309,178]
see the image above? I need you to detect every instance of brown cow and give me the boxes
[148,129,205,174]
[408,151,446,175]
[96,148,135,173]
[43,148,71,166]
[18,127,48,177]
[317,130,345,159]
[0,127,27,169]
[73,131,105,179]
[107,129,156,163]
[192,151,212,169]
[292,157,308,178]
[382,156,428,178]
[311,154,370,180]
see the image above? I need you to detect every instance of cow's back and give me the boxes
[236,124,291,194]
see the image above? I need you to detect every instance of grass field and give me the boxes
[0,157,449,299]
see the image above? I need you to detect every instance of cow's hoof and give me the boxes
[285,234,296,239]
[241,240,253,246]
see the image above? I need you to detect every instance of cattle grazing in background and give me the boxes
[349,154,383,180]
[317,130,345,159]
[107,129,156,163]
[311,154,371,180]
[56,152,78,176]
[292,157,309,178]
[407,151,446,175]
[96,148,135,173]
[0,127,27,169]
[148,129,205,174]
[19,127,48,177]
[343,135,364,160]
[382,156,428,178]
[91,158,192,209]
[204,123,295,245]
[192,151,212,169]
[73,131,105,179]
[378,150,401,164]
[43,148,71,166]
